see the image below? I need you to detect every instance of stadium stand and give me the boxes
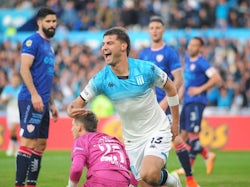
[0,0,249,114]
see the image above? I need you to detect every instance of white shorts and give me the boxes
[125,130,172,181]
[7,110,20,128]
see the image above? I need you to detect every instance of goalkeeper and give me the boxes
[67,110,136,187]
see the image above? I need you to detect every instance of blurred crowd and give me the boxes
[0,37,249,112]
[0,0,250,113]
[1,0,250,30]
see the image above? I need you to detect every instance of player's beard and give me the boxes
[42,27,56,38]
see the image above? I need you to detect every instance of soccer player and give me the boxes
[0,73,22,156]
[138,16,200,187]
[67,27,181,187]
[66,110,134,187]
[15,7,59,187]
[180,37,222,175]
[67,27,182,187]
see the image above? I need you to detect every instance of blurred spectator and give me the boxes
[73,11,95,30]
[216,85,234,108]
[231,83,248,111]
[95,2,114,29]
[0,69,8,95]
[120,0,138,27]
[46,0,63,17]
[215,0,237,28]
[60,0,79,29]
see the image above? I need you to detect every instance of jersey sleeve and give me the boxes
[80,73,103,103]
[21,35,38,57]
[150,63,168,88]
[199,58,216,78]
[69,138,88,183]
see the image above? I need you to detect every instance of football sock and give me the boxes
[158,169,168,185]
[11,135,18,142]
[201,147,209,159]
[189,137,204,165]
[27,150,43,186]
[164,170,178,186]
[15,146,32,186]
[175,142,193,177]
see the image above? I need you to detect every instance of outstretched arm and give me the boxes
[67,96,88,118]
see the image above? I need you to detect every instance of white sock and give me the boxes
[8,140,14,150]
[165,173,177,187]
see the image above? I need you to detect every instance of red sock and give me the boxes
[201,148,209,160]
[186,176,194,181]
[190,158,195,167]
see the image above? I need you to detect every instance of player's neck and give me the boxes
[37,31,50,41]
[151,41,165,50]
[190,55,200,62]
[111,59,129,77]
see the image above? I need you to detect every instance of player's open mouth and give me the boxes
[104,52,111,59]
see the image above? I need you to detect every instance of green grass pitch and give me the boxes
[0,150,250,187]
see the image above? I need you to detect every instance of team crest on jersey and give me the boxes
[156,54,164,63]
[136,75,144,85]
[27,124,35,133]
[25,40,32,47]
[190,64,196,71]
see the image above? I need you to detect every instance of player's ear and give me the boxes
[37,19,42,27]
[121,43,127,51]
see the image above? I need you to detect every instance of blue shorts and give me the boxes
[18,100,50,139]
[180,103,205,133]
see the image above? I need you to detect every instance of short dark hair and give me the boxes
[36,7,56,20]
[103,27,131,56]
[75,111,98,132]
[193,37,204,46]
[149,16,164,25]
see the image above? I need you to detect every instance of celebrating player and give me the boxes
[67,26,182,187]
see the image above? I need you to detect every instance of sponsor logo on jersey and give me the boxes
[25,40,32,47]
[108,82,114,87]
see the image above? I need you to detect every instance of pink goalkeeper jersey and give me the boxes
[69,132,131,186]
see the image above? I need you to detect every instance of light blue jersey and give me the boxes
[81,58,172,145]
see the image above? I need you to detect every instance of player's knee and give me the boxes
[35,139,47,152]
[140,170,159,186]
[20,137,36,149]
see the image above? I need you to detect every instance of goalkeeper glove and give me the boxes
[66,179,78,187]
